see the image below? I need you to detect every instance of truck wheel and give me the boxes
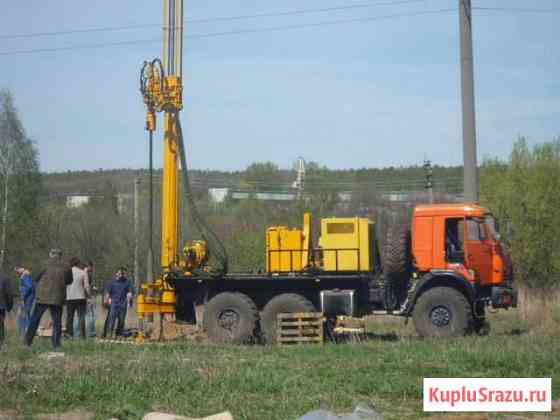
[261,293,315,344]
[412,287,473,338]
[384,226,412,310]
[203,292,259,344]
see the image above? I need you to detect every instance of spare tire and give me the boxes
[261,293,316,344]
[383,225,412,310]
[203,292,259,344]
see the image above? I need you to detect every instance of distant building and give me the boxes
[231,191,296,201]
[209,188,229,203]
[382,192,410,202]
[66,195,90,208]
[338,192,352,202]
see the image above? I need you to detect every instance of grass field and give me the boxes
[1,309,559,420]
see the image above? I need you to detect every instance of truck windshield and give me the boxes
[467,218,487,242]
[485,215,498,238]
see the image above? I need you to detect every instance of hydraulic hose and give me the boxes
[173,111,228,276]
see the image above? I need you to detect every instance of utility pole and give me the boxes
[423,160,434,204]
[459,0,479,202]
[133,177,140,292]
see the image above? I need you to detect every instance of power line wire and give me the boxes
[0,24,159,41]
[472,7,560,14]
[0,8,456,57]
[188,9,456,40]
[3,3,555,43]
[0,38,160,56]
[186,0,435,23]
[0,0,434,40]
[139,175,464,188]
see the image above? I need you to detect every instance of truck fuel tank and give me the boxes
[320,289,356,317]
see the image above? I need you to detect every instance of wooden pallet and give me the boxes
[333,316,366,335]
[277,312,325,345]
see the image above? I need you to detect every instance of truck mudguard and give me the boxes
[404,270,475,316]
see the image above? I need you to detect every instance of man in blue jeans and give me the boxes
[15,266,35,335]
[25,248,73,349]
[104,267,133,338]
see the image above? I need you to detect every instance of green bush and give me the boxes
[481,138,560,291]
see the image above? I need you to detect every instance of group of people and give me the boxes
[0,248,135,350]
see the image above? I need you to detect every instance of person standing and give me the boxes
[65,257,90,339]
[24,248,73,349]
[15,266,35,335]
[104,267,133,338]
[84,261,97,337]
[0,273,15,347]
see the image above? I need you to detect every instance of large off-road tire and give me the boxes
[261,293,316,344]
[384,226,412,310]
[203,292,259,344]
[412,287,473,338]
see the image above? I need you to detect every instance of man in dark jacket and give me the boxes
[24,248,73,349]
[0,273,15,347]
[104,267,133,338]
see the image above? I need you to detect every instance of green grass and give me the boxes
[1,311,559,420]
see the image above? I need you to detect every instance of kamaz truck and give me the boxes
[139,205,516,343]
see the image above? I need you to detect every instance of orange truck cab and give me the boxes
[400,203,516,337]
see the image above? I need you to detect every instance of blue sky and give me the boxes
[1,0,558,172]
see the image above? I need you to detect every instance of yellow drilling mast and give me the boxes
[136,0,226,341]
[160,0,183,268]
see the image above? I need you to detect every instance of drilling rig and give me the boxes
[136,0,227,339]
[136,0,515,343]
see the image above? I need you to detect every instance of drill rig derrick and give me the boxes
[137,57,183,327]
[136,0,213,339]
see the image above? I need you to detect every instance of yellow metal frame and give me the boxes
[137,279,177,315]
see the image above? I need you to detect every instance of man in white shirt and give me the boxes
[65,257,91,339]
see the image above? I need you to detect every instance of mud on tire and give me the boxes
[412,287,473,338]
[203,292,259,344]
[261,293,316,344]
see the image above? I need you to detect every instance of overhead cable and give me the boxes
[0,8,456,57]
[0,0,436,40]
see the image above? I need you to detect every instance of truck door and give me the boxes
[464,218,493,284]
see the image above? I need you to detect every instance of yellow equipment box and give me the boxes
[266,226,305,273]
[319,218,374,272]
